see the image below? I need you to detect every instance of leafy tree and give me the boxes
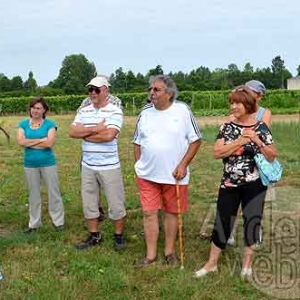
[271,56,286,88]
[297,65,300,76]
[211,68,230,90]
[24,71,37,92]
[111,67,127,92]
[227,63,241,87]
[0,75,11,92]
[135,72,147,92]
[254,67,273,88]
[170,71,189,91]
[11,76,23,90]
[125,70,137,91]
[242,62,254,83]
[146,65,164,80]
[51,54,96,94]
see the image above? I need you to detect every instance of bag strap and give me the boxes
[256,107,265,122]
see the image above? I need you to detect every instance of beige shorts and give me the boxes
[81,166,126,220]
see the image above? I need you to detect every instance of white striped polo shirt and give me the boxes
[73,103,123,170]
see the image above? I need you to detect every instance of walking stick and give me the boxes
[176,180,184,270]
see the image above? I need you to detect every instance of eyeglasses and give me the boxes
[147,87,165,93]
[88,86,101,94]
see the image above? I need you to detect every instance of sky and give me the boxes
[0,0,299,86]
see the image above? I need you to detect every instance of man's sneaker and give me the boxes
[55,225,65,232]
[114,234,126,251]
[24,227,37,234]
[76,234,103,250]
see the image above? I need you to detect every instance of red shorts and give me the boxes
[136,177,188,213]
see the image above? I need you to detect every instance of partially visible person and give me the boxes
[194,86,277,279]
[17,97,65,233]
[133,75,202,267]
[69,76,126,251]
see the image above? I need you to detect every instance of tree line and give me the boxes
[1,54,300,97]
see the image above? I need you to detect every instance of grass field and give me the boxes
[0,115,299,299]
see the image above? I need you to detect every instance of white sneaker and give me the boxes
[241,268,252,279]
[227,236,235,246]
[194,265,218,278]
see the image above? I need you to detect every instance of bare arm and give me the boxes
[133,144,141,162]
[17,128,46,147]
[84,128,119,143]
[214,136,251,159]
[173,139,201,181]
[262,108,272,128]
[69,120,106,139]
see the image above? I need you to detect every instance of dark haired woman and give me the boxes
[17,97,65,233]
[194,87,277,278]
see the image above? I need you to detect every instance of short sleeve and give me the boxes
[216,124,225,140]
[18,119,27,130]
[72,110,84,125]
[257,122,273,145]
[105,108,123,132]
[185,108,202,143]
[46,119,56,130]
[133,114,142,145]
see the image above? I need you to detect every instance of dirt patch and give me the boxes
[0,225,13,237]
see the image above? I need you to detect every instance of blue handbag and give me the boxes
[254,153,283,186]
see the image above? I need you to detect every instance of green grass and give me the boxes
[0,116,299,299]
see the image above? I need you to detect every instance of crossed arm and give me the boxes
[17,128,56,149]
[214,131,277,162]
[69,121,119,143]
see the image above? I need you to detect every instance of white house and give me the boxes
[287,76,300,90]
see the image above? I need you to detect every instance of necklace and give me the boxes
[30,119,43,129]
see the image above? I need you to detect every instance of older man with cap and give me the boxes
[78,75,123,111]
[77,75,123,222]
[69,76,126,251]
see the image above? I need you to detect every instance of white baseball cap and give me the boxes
[86,76,111,87]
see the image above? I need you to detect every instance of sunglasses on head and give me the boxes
[88,86,101,94]
[231,86,251,94]
[147,87,164,93]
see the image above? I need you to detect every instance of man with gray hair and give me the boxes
[133,75,202,266]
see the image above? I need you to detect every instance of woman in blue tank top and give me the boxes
[17,97,65,233]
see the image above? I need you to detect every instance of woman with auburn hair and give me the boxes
[195,86,277,278]
[17,97,65,233]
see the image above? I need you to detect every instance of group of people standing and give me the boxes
[17,74,277,278]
